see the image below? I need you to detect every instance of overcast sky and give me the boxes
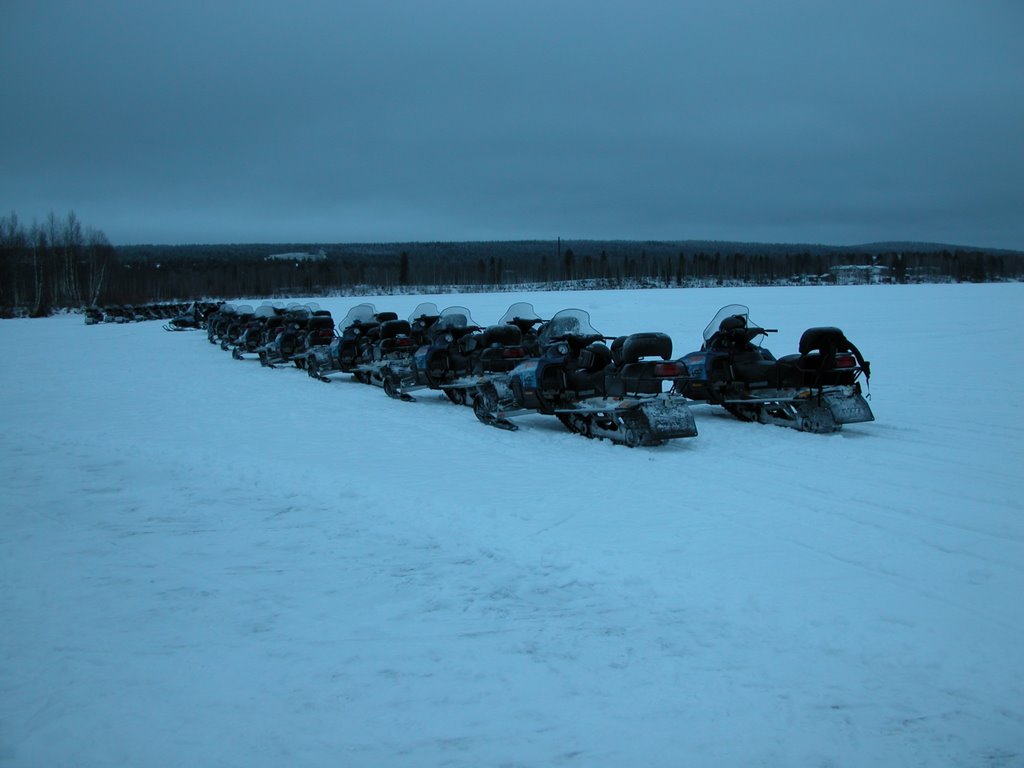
[2,1,1022,248]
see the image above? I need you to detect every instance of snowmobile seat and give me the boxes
[608,364,663,395]
[480,324,522,348]
[764,354,805,388]
[379,319,411,339]
[377,320,414,356]
[345,320,378,337]
[620,333,672,364]
[729,346,780,385]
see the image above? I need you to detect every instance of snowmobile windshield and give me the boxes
[539,309,602,343]
[254,305,277,319]
[340,303,377,328]
[435,306,479,330]
[408,302,441,322]
[703,304,756,342]
[305,302,322,312]
[498,302,542,325]
[236,304,254,316]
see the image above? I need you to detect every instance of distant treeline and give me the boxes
[3,212,1022,316]
[0,212,116,317]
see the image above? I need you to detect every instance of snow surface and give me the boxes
[2,283,1022,768]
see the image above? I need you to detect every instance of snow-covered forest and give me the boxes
[3,211,1022,316]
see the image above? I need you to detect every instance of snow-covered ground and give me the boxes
[2,283,1022,768]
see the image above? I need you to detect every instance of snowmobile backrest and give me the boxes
[481,324,522,348]
[309,316,334,331]
[799,327,848,357]
[375,311,398,323]
[379,319,411,339]
[620,333,673,364]
[610,336,626,366]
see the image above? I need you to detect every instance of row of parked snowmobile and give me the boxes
[84,302,218,325]
[189,298,874,447]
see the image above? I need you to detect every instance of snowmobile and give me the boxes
[677,304,873,433]
[230,304,279,359]
[495,302,546,356]
[373,305,479,401]
[290,307,335,363]
[473,308,698,447]
[219,305,254,350]
[164,301,221,331]
[105,305,129,324]
[435,302,543,405]
[164,301,217,331]
[305,304,407,382]
[84,306,103,325]
[207,303,238,343]
[257,304,319,368]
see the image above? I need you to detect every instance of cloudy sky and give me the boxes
[2,1,1022,248]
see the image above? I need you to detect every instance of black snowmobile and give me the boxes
[207,303,239,344]
[307,303,375,380]
[257,304,319,368]
[307,303,388,381]
[165,301,220,331]
[230,304,280,359]
[677,304,874,433]
[219,305,254,350]
[291,307,336,364]
[436,302,543,405]
[473,308,698,447]
[373,305,480,401]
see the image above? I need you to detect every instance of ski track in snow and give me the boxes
[1,284,1022,767]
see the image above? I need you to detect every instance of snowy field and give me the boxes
[2,283,1023,768]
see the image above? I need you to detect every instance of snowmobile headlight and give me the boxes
[444,333,454,343]
[556,343,569,355]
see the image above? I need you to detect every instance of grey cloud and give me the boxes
[1,0,1021,247]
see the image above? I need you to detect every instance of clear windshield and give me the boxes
[339,303,377,328]
[408,302,440,322]
[254,304,277,319]
[498,302,542,325]
[539,308,602,343]
[703,304,752,342]
[434,306,478,330]
[235,304,254,315]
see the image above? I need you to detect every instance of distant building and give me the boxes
[828,264,891,285]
